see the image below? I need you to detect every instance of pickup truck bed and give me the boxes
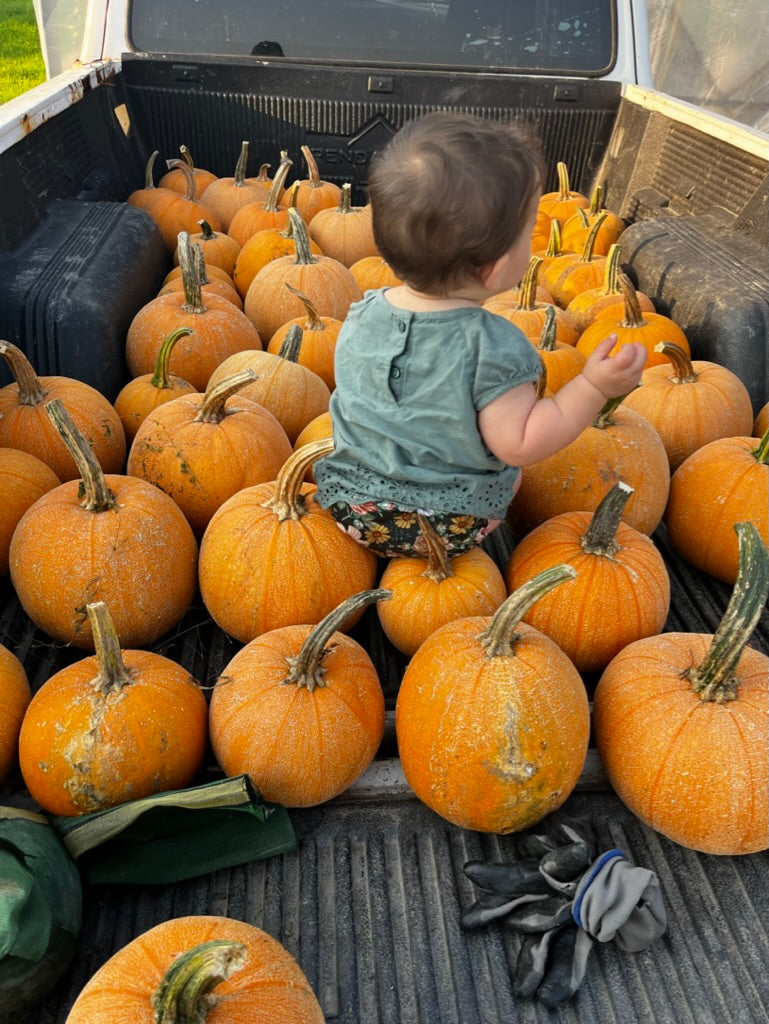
[4,521,767,1024]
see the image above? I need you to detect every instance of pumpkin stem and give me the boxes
[0,340,47,405]
[197,219,216,242]
[338,182,353,213]
[151,939,248,1024]
[263,437,334,521]
[166,157,196,202]
[577,211,608,263]
[599,243,623,296]
[86,602,135,695]
[479,564,577,658]
[278,323,303,363]
[617,272,646,328]
[556,161,571,201]
[685,522,769,703]
[301,145,322,187]
[178,144,195,169]
[150,327,194,389]
[287,207,318,266]
[45,399,116,511]
[281,588,391,691]
[177,233,208,314]
[284,283,324,331]
[256,162,272,185]
[751,427,769,465]
[233,139,249,186]
[536,305,558,353]
[417,514,454,582]
[593,392,631,429]
[581,481,633,557]
[518,256,544,311]
[654,341,697,383]
[144,150,159,189]
[544,218,563,257]
[264,152,293,212]
[195,369,257,424]
[589,184,604,216]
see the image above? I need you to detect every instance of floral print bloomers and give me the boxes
[327,499,494,557]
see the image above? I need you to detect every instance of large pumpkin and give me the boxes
[19,601,208,816]
[64,915,325,1024]
[199,438,378,643]
[377,515,507,658]
[210,589,387,806]
[508,394,670,537]
[0,447,60,574]
[395,564,589,833]
[505,481,670,673]
[127,370,293,537]
[593,522,768,855]
[664,429,769,584]
[0,644,31,783]
[0,341,126,482]
[9,400,198,649]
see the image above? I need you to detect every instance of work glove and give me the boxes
[461,823,667,1007]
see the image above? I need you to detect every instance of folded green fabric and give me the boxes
[48,775,297,885]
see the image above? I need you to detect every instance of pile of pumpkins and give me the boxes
[0,148,767,909]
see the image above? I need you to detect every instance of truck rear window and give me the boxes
[129,0,615,75]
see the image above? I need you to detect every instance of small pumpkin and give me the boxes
[232,198,323,299]
[482,257,579,345]
[280,145,342,223]
[210,589,387,806]
[18,601,208,816]
[0,447,60,574]
[244,208,362,341]
[64,915,325,1024]
[505,481,670,673]
[267,283,341,391]
[531,305,586,392]
[199,140,270,230]
[622,341,755,470]
[538,161,589,221]
[9,400,198,649]
[349,254,403,292]
[308,182,378,267]
[127,370,293,537]
[208,325,331,443]
[198,438,378,644]
[560,184,624,255]
[592,521,768,855]
[228,151,294,247]
[136,156,223,252]
[542,212,608,308]
[564,243,654,334]
[157,269,244,309]
[0,644,31,782]
[755,402,769,438]
[395,564,589,833]
[377,515,507,658]
[0,340,126,482]
[126,233,262,392]
[113,327,198,444]
[664,429,769,584]
[172,218,242,278]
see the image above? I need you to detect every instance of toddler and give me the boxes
[314,112,647,557]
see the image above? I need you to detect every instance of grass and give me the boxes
[0,0,46,105]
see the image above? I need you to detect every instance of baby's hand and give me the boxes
[581,334,647,399]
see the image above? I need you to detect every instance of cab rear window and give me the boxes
[130,0,615,75]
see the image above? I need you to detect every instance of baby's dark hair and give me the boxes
[367,112,546,294]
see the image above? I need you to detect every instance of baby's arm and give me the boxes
[478,335,647,467]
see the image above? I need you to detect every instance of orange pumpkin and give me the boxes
[244,208,362,341]
[538,161,589,221]
[0,340,126,481]
[349,254,403,292]
[210,589,387,806]
[18,601,208,816]
[228,152,294,247]
[593,521,768,855]
[508,394,670,537]
[755,402,769,437]
[308,182,378,267]
[208,327,331,443]
[280,145,342,223]
[157,144,217,198]
[530,207,552,254]
[665,429,769,584]
[377,515,507,657]
[483,257,579,345]
[505,481,670,673]
[113,327,198,444]
[199,140,270,229]
[294,411,333,482]
[531,306,586,393]
[9,400,198,649]
[233,210,323,299]
[157,271,244,309]
[622,341,755,470]
[395,564,589,833]
[0,447,60,574]
[127,370,293,537]
[560,184,624,256]
[564,243,654,334]
[198,438,378,644]
[577,272,690,368]
[542,213,609,308]
[267,283,341,391]
[64,915,325,1024]
[125,233,262,392]
[172,218,242,278]
[0,643,31,783]
[133,156,222,252]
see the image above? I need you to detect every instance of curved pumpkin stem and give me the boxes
[287,207,319,266]
[544,218,563,257]
[576,211,608,263]
[232,139,250,186]
[264,152,293,213]
[150,327,194,389]
[517,256,544,311]
[753,428,769,465]
[617,271,647,328]
[86,602,134,696]
[263,437,334,521]
[581,481,633,557]
[284,282,324,331]
[166,156,196,202]
[151,939,248,1024]
[195,369,257,424]
[301,145,323,188]
[0,340,46,405]
[417,514,454,582]
[45,399,116,511]
[281,588,391,691]
[599,243,623,296]
[593,392,631,429]
[479,564,577,658]
[654,341,697,383]
[685,522,769,703]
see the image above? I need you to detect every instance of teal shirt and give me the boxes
[314,289,542,519]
